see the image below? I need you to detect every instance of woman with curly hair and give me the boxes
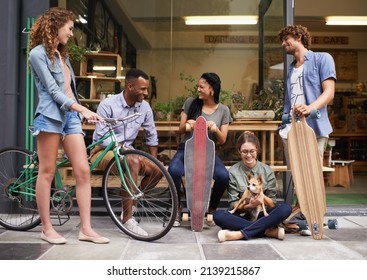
[29,7,109,244]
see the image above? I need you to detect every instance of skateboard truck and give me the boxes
[311,221,320,234]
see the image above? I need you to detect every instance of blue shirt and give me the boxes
[284,50,336,137]
[29,45,79,123]
[93,92,158,149]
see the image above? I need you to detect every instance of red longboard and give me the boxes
[184,116,215,231]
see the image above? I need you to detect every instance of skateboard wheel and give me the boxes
[298,220,308,230]
[182,213,189,222]
[282,113,291,124]
[327,219,338,229]
[206,214,213,223]
[309,109,320,119]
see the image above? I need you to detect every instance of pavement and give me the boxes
[0,206,366,280]
[1,175,366,280]
[0,205,366,260]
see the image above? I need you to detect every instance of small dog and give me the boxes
[229,174,269,221]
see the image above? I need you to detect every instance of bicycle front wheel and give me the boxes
[0,147,41,231]
[102,149,178,241]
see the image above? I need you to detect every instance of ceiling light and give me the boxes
[184,16,258,25]
[325,16,367,25]
[92,66,124,71]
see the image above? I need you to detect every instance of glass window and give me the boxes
[71,0,285,165]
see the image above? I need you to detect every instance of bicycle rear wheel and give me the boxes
[0,147,41,230]
[102,149,178,241]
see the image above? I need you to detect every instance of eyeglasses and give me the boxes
[240,149,257,156]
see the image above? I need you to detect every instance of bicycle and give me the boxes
[0,113,178,241]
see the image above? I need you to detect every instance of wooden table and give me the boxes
[154,120,281,165]
[83,120,281,165]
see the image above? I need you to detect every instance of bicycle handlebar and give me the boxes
[88,112,143,125]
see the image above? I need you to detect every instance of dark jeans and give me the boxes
[168,143,229,210]
[213,202,292,240]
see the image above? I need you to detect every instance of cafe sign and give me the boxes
[204,35,349,45]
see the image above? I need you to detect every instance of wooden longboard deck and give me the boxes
[288,114,326,240]
[184,116,215,231]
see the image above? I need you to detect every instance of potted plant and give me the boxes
[67,41,91,62]
[232,80,284,120]
[67,41,91,75]
[153,102,172,121]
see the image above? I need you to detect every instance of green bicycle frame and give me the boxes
[9,125,143,203]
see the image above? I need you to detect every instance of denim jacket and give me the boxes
[29,44,81,123]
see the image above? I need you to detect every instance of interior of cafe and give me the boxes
[60,0,367,176]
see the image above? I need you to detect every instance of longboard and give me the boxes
[287,113,326,240]
[184,116,215,231]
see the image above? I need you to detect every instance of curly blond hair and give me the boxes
[29,7,76,63]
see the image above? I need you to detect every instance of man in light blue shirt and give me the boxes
[277,25,336,235]
[278,25,336,165]
[92,71,158,153]
[91,68,158,236]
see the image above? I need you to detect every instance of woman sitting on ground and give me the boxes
[214,131,292,241]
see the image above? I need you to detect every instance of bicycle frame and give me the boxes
[8,114,144,206]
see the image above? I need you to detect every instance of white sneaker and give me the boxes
[300,229,312,236]
[206,209,216,227]
[120,205,137,221]
[173,219,181,227]
[206,220,216,227]
[173,206,182,227]
[123,218,148,236]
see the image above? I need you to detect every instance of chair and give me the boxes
[327,139,355,188]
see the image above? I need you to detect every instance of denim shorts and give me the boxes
[33,111,84,137]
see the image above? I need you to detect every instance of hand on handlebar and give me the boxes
[87,112,144,125]
[81,108,103,122]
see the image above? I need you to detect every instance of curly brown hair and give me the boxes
[278,24,312,50]
[29,7,76,63]
[236,131,261,154]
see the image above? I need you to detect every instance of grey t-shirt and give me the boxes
[182,97,232,143]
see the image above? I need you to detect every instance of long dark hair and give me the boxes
[187,72,221,119]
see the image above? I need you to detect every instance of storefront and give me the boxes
[0,0,366,171]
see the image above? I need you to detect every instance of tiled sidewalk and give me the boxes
[0,212,366,260]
